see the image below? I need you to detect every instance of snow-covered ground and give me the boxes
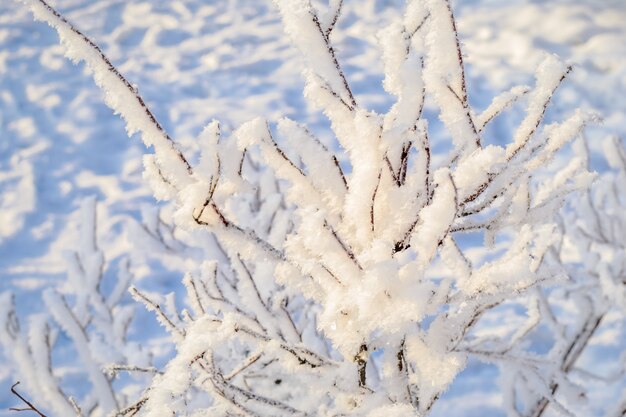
[1,0,624,415]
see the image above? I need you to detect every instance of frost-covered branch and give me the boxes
[21,0,193,191]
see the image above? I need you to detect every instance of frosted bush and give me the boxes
[5,0,602,415]
[494,137,626,417]
[0,198,150,416]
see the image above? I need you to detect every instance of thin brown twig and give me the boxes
[10,382,48,417]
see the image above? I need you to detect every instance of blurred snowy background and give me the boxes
[1,0,624,415]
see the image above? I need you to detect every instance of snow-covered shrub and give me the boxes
[12,0,599,415]
[494,137,626,417]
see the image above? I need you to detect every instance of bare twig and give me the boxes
[10,382,48,417]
